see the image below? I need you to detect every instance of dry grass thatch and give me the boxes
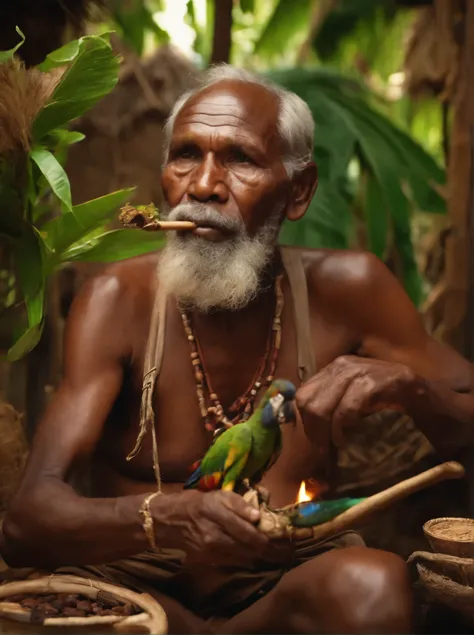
[0,402,27,511]
[0,60,61,154]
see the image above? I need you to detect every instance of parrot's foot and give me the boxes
[240,481,271,505]
[254,484,271,504]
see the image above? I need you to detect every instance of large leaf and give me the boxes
[253,0,314,59]
[0,27,25,63]
[30,147,72,212]
[61,229,165,263]
[363,172,389,260]
[240,0,255,12]
[7,226,47,360]
[42,187,136,255]
[32,35,120,141]
[280,181,353,249]
[7,321,45,362]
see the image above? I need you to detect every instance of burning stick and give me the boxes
[245,461,466,540]
[119,203,196,232]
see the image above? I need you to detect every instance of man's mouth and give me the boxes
[189,222,234,242]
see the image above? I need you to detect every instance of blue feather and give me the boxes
[184,465,203,489]
[289,497,366,527]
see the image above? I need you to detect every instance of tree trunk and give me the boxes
[210,0,233,65]
[438,0,471,354]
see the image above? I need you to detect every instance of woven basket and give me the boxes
[408,551,474,625]
[0,574,167,633]
[336,411,433,494]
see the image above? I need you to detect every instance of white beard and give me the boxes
[157,203,282,312]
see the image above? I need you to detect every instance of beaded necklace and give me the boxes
[180,273,284,434]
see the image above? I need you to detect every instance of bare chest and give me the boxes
[97,289,356,506]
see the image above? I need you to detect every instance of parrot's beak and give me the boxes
[277,400,298,427]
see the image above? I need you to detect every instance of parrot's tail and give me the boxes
[183,464,202,489]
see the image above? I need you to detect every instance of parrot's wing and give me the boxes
[183,425,253,492]
[219,425,254,492]
[250,435,282,486]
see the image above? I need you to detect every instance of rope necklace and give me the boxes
[180,273,284,434]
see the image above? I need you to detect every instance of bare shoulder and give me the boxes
[295,247,392,300]
[73,252,161,314]
[64,252,162,361]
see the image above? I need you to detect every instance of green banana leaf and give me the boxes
[61,229,165,263]
[253,0,314,60]
[32,34,120,141]
[42,188,136,255]
[270,67,446,305]
[0,27,25,63]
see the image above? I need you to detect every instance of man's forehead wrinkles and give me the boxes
[176,119,257,132]
[184,97,246,112]
[182,111,247,122]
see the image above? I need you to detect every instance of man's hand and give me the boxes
[154,490,270,568]
[296,355,425,448]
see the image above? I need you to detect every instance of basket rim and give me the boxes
[423,517,474,543]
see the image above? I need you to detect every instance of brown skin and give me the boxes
[1,79,472,634]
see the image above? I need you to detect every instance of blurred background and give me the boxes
[1,0,473,573]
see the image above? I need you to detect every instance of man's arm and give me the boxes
[1,266,269,570]
[297,252,474,457]
[1,270,154,568]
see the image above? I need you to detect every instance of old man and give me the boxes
[2,65,474,634]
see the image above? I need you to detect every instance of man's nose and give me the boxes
[187,155,229,204]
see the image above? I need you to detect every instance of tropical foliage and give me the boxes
[97,0,446,307]
[0,0,448,362]
[0,32,164,362]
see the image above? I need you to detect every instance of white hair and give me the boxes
[163,64,314,178]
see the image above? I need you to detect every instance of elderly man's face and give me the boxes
[158,80,314,312]
[161,81,290,239]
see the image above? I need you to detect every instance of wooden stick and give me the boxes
[299,461,465,542]
[143,220,196,231]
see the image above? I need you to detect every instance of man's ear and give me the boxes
[286,162,318,222]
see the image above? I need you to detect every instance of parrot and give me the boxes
[288,497,366,527]
[183,379,297,493]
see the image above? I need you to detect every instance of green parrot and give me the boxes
[183,379,297,493]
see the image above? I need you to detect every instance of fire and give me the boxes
[297,480,312,504]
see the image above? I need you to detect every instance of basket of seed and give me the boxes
[0,574,167,633]
[408,518,474,626]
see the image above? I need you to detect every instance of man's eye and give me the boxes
[173,148,198,160]
[230,150,253,164]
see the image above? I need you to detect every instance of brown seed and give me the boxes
[62,607,87,618]
[50,599,65,611]
[112,605,125,615]
[76,599,93,613]
[4,595,23,603]
[42,595,56,603]
[122,603,134,616]
[64,594,79,607]
[37,602,59,616]
[101,609,116,616]
[20,597,40,609]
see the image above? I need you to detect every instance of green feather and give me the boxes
[289,497,366,527]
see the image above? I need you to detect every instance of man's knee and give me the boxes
[275,546,413,634]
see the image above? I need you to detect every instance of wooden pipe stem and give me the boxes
[143,221,196,231]
[308,461,465,542]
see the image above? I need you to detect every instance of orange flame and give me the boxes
[297,480,312,504]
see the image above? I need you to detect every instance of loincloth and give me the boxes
[2,531,364,621]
